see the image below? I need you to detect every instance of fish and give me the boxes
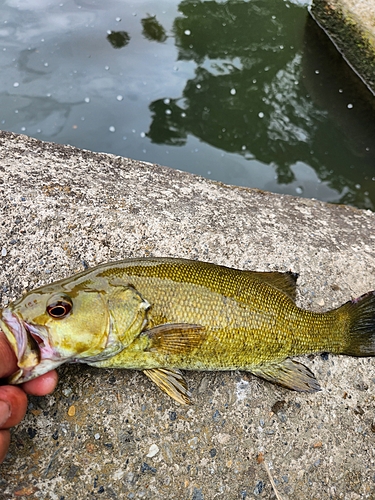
[1,257,375,404]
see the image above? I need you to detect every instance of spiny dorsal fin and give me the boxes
[145,323,206,355]
[245,270,298,301]
[250,358,321,392]
[143,368,192,405]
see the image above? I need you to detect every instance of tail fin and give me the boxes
[340,291,375,356]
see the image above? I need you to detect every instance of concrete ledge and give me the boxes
[1,131,375,499]
[310,0,375,94]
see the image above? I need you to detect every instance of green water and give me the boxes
[1,0,375,209]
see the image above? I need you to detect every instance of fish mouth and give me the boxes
[0,308,63,384]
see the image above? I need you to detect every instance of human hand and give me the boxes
[0,331,58,463]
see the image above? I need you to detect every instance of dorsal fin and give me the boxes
[245,270,298,301]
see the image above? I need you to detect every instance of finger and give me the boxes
[22,370,58,396]
[0,332,18,378]
[0,429,11,464]
[0,386,28,429]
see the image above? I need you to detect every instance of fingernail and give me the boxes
[0,400,11,426]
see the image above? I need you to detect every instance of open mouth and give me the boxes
[0,309,60,384]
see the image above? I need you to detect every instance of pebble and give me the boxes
[253,481,264,495]
[146,444,159,458]
[68,405,76,417]
[1,247,6,256]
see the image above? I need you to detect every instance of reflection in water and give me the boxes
[107,30,131,49]
[141,15,168,43]
[146,0,375,209]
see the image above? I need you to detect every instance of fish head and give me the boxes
[0,276,150,384]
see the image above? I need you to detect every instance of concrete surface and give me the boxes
[310,0,375,94]
[0,130,375,499]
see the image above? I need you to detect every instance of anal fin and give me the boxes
[143,367,192,405]
[251,358,321,392]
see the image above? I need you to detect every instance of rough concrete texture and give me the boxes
[310,0,375,94]
[0,130,375,499]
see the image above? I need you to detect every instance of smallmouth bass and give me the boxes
[1,258,375,404]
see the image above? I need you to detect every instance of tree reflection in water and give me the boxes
[146,0,375,209]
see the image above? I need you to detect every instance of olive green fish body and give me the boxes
[2,258,375,404]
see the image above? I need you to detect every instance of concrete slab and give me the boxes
[0,131,375,499]
[310,0,375,94]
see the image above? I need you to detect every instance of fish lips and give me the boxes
[0,308,63,384]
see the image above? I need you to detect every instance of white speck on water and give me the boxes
[241,145,246,150]
[15,109,18,114]
[181,112,186,118]
[196,83,201,89]
[230,88,236,95]
[84,97,90,103]
[46,93,51,97]
[21,127,26,131]
[184,29,191,35]
[13,82,19,87]
[315,69,319,74]
[165,109,172,115]
[207,170,211,175]
[132,129,136,133]
[122,136,127,140]
[116,95,123,101]
[338,88,343,93]
[355,184,361,189]
[37,129,41,133]
[279,45,284,49]
[44,62,48,67]
[163,98,170,105]
[115,17,121,22]
[94,433,100,440]
[109,126,115,132]
[146,444,159,458]
[258,112,264,118]
[252,79,257,83]
[140,132,145,138]
[296,186,303,194]
[105,65,110,70]
[107,30,111,35]
[173,66,179,71]
[1,247,7,257]
[347,103,353,109]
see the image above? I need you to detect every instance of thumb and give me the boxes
[0,332,18,378]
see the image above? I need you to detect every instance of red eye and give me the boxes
[47,300,72,318]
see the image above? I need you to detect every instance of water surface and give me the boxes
[1,0,375,209]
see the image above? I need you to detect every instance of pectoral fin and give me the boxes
[251,358,321,392]
[145,323,206,355]
[143,367,192,405]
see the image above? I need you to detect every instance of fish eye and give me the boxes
[46,296,73,319]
